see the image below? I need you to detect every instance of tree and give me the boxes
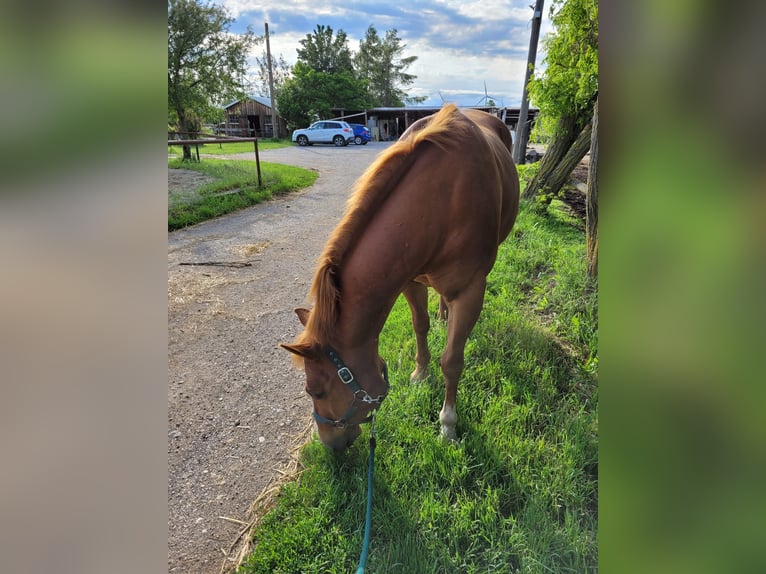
[276,25,369,129]
[168,0,257,160]
[252,50,292,98]
[276,63,369,129]
[275,23,422,129]
[355,26,419,107]
[296,25,354,74]
[522,0,598,202]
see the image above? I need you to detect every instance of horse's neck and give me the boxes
[336,296,390,352]
[332,190,413,354]
[335,264,400,354]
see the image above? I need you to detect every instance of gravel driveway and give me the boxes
[168,142,392,573]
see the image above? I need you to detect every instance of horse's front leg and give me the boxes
[402,281,431,382]
[439,278,486,441]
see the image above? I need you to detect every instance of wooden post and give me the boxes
[253,139,262,187]
[513,0,545,165]
[265,23,279,139]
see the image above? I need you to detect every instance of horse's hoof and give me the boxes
[410,367,429,382]
[440,425,458,443]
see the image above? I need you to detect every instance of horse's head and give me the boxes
[281,308,388,451]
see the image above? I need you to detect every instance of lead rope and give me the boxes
[355,413,377,574]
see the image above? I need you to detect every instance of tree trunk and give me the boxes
[586,98,598,279]
[522,113,579,200]
[177,111,199,161]
[524,117,592,206]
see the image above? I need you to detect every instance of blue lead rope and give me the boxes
[355,415,377,574]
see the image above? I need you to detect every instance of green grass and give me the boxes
[168,138,292,157]
[168,158,317,230]
[239,200,598,573]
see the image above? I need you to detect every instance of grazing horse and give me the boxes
[281,104,519,451]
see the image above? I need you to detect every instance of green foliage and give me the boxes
[277,63,371,129]
[167,0,258,131]
[528,0,598,135]
[167,158,317,230]
[276,23,422,128]
[355,26,419,107]
[516,163,542,191]
[278,24,365,127]
[297,25,354,74]
[239,203,597,573]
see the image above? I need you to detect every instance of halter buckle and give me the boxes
[337,366,355,385]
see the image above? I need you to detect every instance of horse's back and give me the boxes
[403,106,519,244]
[390,105,520,295]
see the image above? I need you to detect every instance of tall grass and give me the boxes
[240,200,597,573]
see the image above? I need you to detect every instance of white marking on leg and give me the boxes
[439,402,457,442]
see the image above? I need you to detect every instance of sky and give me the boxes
[213,0,554,108]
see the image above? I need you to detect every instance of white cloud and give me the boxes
[209,0,554,107]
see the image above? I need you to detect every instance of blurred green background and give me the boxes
[601,0,766,572]
[0,3,163,187]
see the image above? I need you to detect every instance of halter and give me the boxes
[311,346,390,429]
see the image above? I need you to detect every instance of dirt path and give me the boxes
[168,143,390,573]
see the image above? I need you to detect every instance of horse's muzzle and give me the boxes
[318,423,362,451]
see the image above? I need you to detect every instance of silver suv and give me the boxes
[291,120,353,146]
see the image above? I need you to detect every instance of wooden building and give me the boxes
[220,96,288,138]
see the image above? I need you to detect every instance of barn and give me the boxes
[220,96,288,138]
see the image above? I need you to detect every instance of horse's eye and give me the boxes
[307,388,325,400]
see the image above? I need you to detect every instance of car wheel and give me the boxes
[333,135,346,147]
[296,135,308,146]
[354,136,363,145]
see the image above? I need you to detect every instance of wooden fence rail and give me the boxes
[168,137,262,187]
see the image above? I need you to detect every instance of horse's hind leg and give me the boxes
[439,278,487,441]
[403,281,431,382]
[438,295,448,322]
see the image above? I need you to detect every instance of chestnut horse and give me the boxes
[281,104,519,451]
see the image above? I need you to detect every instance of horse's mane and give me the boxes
[296,103,471,347]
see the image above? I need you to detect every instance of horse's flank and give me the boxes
[296,104,473,348]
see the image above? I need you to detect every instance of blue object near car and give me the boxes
[348,123,371,145]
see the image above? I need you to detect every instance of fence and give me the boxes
[168,136,262,187]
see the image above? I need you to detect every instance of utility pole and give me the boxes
[265,22,279,139]
[513,0,544,165]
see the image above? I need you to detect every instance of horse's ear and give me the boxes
[279,342,317,359]
[294,307,311,326]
